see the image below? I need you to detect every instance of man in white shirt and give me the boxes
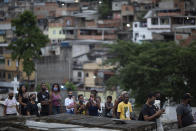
[154,92,164,131]
[4,92,19,116]
[64,91,75,114]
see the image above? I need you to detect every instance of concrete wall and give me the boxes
[72,44,89,58]
[159,0,174,9]
[72,69,84,83]
[112,1,128,11]
[37,46,72,84]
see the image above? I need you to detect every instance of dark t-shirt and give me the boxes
[37,91,50,114]
[138,104,158,122]
[105,102,113,117]
[176,104,194,127]
[87,101,99,116]
[27,102,39,116]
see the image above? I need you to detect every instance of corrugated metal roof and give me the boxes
[175,26,196,29]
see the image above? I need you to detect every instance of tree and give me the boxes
[98,0,113,19]
[65,82,77,92]
[36,83,50,92]
[8,11,49,89]
[106,40,196,105]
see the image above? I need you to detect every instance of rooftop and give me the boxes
[61,40,114,45]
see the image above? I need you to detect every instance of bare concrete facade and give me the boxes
[37,46,72,84]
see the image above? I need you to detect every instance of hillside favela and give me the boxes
[0,0,196,130]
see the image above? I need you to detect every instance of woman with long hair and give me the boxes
[18,85,29,115]
[50,83,62,115]
[27,93,39,116]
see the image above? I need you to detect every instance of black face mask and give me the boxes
[42,88,46,91]
[68,95,72,98]
[156,97,161,100]
[188,100,191,105]
[9,96,13,99]
[149,100,155,105]
[79,100,84,104]
[124,99,128,104]
[32,97,36,101]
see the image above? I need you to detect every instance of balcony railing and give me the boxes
[78,34,117,40]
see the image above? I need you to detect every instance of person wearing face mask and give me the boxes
[176,93,194,128]
[117,93,133,120]
[65,91,75,114]
[138,93,164,122]
[86,93,100,116]
[74,94,86,115]
[154,92,164,131]
[27,94,39,116]
[37,83,50,116]
[3,92,19,116]
[113,91,127,118]
[50,83,62,115]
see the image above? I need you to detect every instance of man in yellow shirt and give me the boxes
[117,93,133,120]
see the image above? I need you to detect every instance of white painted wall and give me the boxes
[132,22,152,43]
[73,70,84,83]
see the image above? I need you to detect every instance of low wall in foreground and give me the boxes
[0,113,182,131]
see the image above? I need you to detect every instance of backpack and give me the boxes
[138,111,144,121]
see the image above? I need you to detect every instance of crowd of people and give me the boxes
[3,83,196,129]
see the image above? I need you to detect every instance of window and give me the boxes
[140,22,147,27]
[0,59,4,64]
[66,20,70,26]
[8,73,11,79]
[126,7,129,11]
[7,59,11,66]
[134,24,137,27]
[160,18,169,25]
[135,33,139,37]
[3,72,5,78]
[152,18,158,25]
[86,73,89,77]
[17,74,20,80]
[78,72,82,77]
[143,35,146,39]
[53,30,56,34]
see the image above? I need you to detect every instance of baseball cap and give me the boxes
[182,93,193,100]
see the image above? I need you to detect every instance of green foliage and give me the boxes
[36,83,51,92]
[65,82,77,91]
[107,40,196,105]
[8,11,49,79]
[98,0,112,19]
